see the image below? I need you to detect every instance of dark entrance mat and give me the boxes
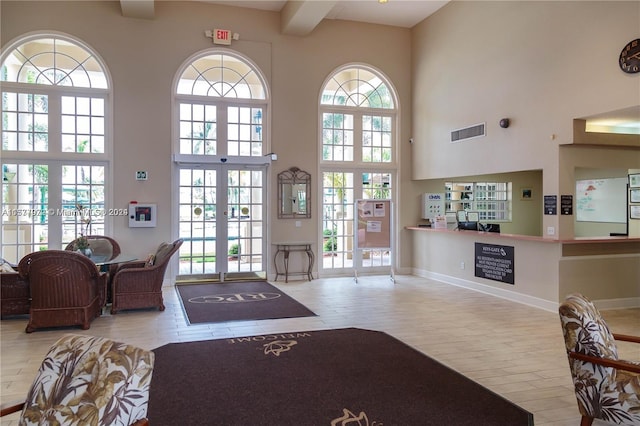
[175,281,316,324]
[149,328,534,425]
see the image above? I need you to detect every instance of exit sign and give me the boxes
[213,29,232,45]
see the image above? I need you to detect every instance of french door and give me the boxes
[177,164,266,281]
[320,170,394,276]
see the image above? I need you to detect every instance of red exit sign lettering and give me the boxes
[214,29,232,45]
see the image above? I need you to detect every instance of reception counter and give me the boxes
[406,226,640,311]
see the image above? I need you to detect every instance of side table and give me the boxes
[272,242,314,283]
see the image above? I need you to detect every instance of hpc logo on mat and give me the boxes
[188,292,282,304]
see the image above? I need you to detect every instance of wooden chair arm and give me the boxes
[613,333,640,344]
[2,401,147,425]
[568,351,640,373]
[0,399,25,416]
[117,261,147,271]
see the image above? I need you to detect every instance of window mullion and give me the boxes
[354,111,363,164]
[47,161,63,248]
[218,102,228,157]
[48,93,62,155]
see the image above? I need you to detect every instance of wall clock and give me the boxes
[619,38,640,73]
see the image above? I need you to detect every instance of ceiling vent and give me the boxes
[450,123,486,143]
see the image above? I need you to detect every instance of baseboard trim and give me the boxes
[412,268,559,312]
[592,297,640,310]
[412,268,640,311]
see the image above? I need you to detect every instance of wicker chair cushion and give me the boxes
[153,242,175,266]
[0,261,15,273]
[20,334,154,426]
[88,238,114,258]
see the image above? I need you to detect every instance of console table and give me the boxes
[272,242,314,283]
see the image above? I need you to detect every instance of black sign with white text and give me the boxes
[475,243,515,285]
[561,195,573,215]
[544,195,557,215]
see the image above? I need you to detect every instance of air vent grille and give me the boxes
[451,123,486,142]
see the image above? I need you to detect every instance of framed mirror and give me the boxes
[278,167,311,219]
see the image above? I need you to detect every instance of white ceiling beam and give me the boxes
[120,0,155,20]
[281,0,338,36]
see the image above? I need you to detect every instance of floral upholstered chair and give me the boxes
[0,334,154,426]
[558,293,640,426]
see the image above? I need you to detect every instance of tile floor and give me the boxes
[1,275,639,425]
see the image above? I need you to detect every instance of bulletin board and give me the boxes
[355,199,392,249]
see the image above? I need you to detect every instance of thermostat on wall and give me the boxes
[129,203,157,227]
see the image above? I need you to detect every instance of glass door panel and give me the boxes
[178,168,217,276]
[226,168,264,278]
[321,170,394,274]
[177,165,266,281]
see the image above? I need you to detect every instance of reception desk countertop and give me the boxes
[405,226,640,244]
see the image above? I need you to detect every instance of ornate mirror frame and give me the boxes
[278,167,311,219]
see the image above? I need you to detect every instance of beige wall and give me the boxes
[408,1,639,307]
[411,1,640,240]
[411,1,639,179]
[0,0,413,273]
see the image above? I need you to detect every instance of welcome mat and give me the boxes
[176,281,316,324]
[149,328,533,425]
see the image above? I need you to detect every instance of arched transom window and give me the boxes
[321,67,394,109]
[320,66,396,164]
[176,52,267,157]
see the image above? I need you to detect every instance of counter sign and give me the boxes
[475,242,514,284]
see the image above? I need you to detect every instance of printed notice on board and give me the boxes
[361,202,373,217]
[374,202,386,217]
[366,221,382,233]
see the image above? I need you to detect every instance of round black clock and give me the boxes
[619,38,640,73]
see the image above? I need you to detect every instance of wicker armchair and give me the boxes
[65,235,122,303]
[111,239,183,314]
[0,262,30,318]
[19,250,107,333]
[0,334,154,426]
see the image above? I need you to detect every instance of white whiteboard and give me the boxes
[576,178,627,223]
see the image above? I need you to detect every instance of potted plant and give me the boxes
[228,243,240,260]
[323,229,337,256]
[74,204,92,257]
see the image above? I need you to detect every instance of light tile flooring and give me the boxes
[1,275,639,426]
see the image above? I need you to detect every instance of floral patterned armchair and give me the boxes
[558,293,640,426]
[0,334,154,425]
